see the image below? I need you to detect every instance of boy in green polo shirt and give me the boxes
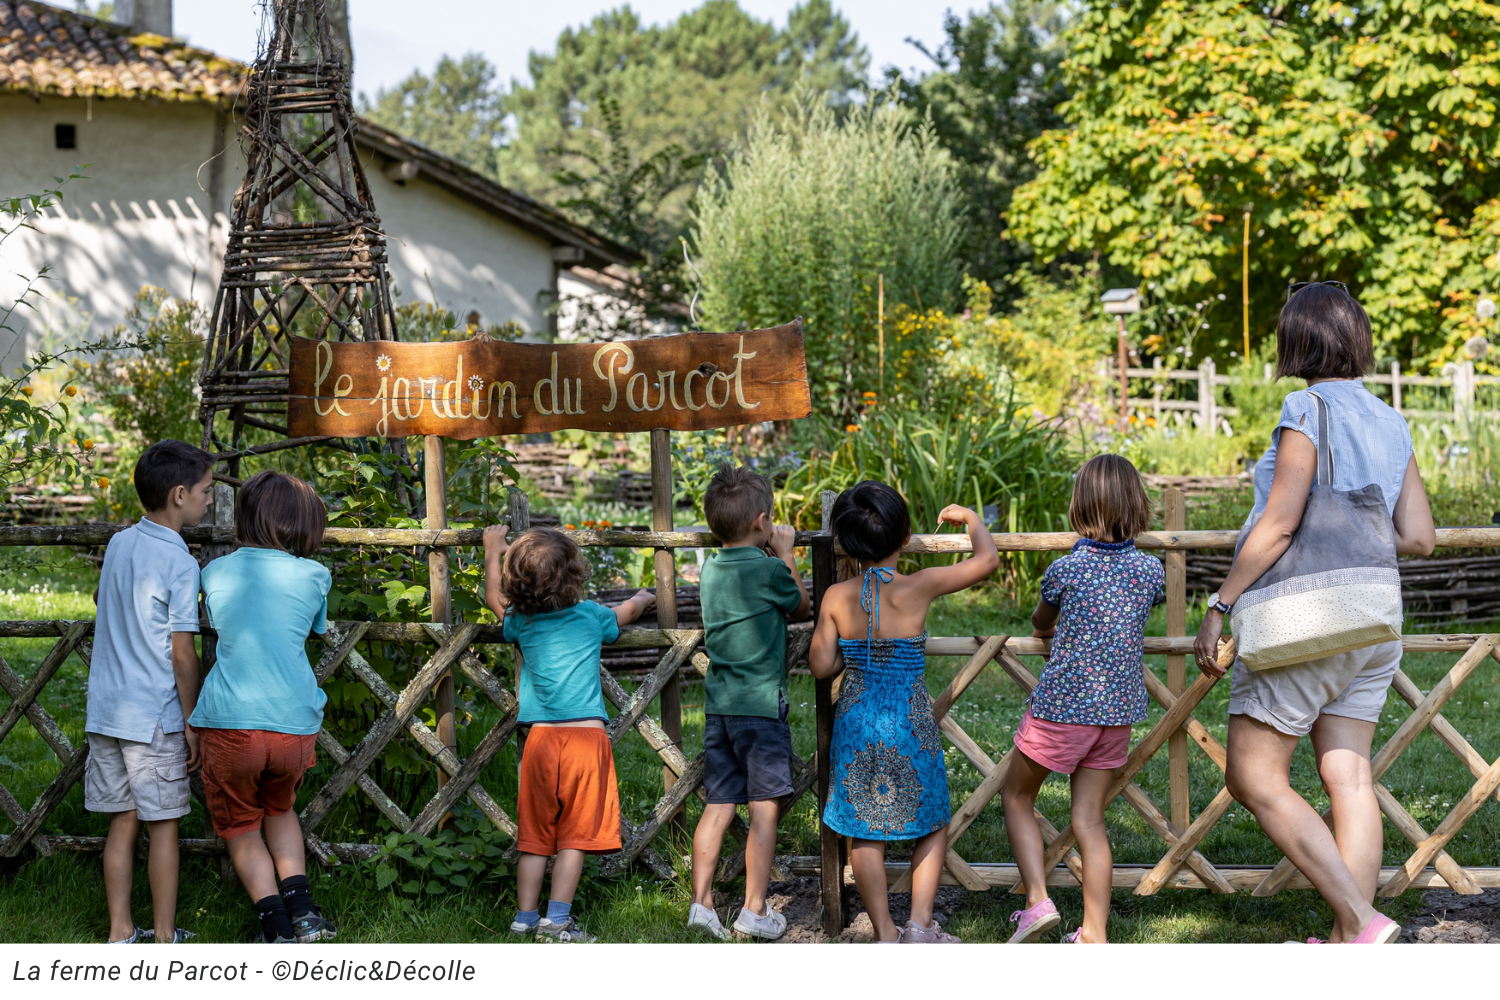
[687,465,810,941]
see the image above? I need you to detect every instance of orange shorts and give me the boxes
[199,728,317,841]
[516,726,622,856]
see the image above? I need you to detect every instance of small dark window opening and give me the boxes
[55,124,76,149]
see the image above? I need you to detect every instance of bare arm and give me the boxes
[767,524,812,621]
[808,592,845,680]
[172,632,201,771]
[1031,599,1059,638]
[1193,428,1317,676]
[614,589,657,627]
[1391,453,1436,556]
[910,505,1001,600]
[482,525,510,619]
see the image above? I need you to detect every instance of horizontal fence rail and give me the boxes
[5,523,1500,552]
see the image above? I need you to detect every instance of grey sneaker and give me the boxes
[510,918,539,936]
[291,907,336,943]
[903,919,960,943]
[139,927,196,943]
[107,925,145,944]
[732,903,787,941]
[536,916,595,942]
[687,902,730,941]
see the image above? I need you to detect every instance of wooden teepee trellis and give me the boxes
[199,0,397,475]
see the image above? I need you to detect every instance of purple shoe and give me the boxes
[1008,899,1060,943]
[903,920,960,943]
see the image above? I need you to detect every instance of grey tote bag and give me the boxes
[1228,391,1403,670]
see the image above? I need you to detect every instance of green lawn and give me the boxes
[3,584,1497,943]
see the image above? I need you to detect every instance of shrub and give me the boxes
[692,89,965,419]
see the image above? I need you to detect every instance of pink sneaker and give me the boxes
[1063,929,1083,943]
[1008,899,1060,943]
[1351,914,1400,944]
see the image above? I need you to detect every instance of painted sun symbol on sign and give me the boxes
[376,354,392,372]
[468,374,484,392]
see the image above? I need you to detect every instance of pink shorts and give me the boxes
[1013,708,1131,774]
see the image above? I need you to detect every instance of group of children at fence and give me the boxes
[90,435,1163,945]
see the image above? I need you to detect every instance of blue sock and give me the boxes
[514,909,539,928]
[546,900,572,922]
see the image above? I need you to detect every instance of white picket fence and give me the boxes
[1113,358,1498,436]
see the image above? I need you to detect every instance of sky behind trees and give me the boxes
[170,0,959,98]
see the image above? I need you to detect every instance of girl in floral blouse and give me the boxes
[1002,454,1164,944]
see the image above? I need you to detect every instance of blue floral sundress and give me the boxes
[822,569,951,841]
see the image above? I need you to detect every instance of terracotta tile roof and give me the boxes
[0,1,245,103]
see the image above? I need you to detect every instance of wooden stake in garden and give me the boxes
[426,435,455,800]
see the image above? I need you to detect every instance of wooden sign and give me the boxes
[287,322,810,438]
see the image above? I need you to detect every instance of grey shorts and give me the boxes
[1228,639,1402,738]
[702,704,794,805]
[84,722,192,821]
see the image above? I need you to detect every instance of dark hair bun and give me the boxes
[830,481,911,564]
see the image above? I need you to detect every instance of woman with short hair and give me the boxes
[1194,282,1436,944]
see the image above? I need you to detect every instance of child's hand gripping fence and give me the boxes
[3,510,1500,939]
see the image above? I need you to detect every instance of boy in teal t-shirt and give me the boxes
[688,466,810,942]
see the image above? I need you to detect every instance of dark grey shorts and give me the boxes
[702,707,794,805]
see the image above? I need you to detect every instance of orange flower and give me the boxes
[97,477,110,489]
[81,438,95,450]
[844,423,861,433]
[1146,417,1157,427]
[20,385,32,396]
[564,523,577,530]
[599,520,612,528]
[64,384,78,397]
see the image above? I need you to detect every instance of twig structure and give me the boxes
[198,0,396,474]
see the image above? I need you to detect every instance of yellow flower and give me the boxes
[20,385,32,396]
[64,384,78,397]
[81,438,95,450]
[97,477,110,489]
[1146,417,1157,427]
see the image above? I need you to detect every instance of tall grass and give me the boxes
[776,402,1076,594]
[691,89,966,420]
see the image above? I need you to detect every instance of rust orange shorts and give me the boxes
[517,725,622,856]
[199,728,317,841]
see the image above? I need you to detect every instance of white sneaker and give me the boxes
[687,902,731,941]
[732,903,787,941]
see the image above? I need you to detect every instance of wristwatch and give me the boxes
[1207,592,1233,616]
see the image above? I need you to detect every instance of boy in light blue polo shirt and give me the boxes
[85,439,214,944]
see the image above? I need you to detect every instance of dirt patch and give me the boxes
[708,859,973,944]
[1401,887,1500,943]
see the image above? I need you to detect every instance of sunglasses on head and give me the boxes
[1286,280,1350,302]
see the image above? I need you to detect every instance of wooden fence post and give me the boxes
[1152,356,1163,428]
[1198,359,1217,436]
[200,479,237,882]
[1164,488,1189,829]
[1455,360,1476,425]
[649,429,683,827]
[813,490,844,938]
[508,490,530,765]
[1391,361,1402,414]
[425,437,456,797]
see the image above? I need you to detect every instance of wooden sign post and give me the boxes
[288,323,811,816]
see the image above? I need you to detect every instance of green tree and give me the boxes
[497,1,869,211]
[1008,1,1500,372]
[359,53,507,177]
[691,92,965,419]
[892,3,1070,295]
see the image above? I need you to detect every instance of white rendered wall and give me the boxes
[2,95,568,375]
[0,94,238,371]
[362,165,558,339]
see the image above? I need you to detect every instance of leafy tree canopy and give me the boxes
[1008,1,1500,371]
[359,53,508,177]
[890,3,1070,295]
[497,0,869,212]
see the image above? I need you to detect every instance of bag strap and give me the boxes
[1307,390,1334,485]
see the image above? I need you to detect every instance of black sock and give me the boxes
[255,894,294,942]
[280,874,316,919]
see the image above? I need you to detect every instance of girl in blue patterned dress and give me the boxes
[811,482,998,943]
[1002,454,1163,944]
